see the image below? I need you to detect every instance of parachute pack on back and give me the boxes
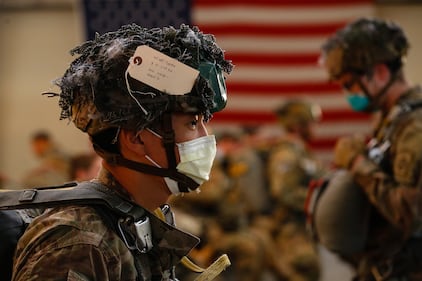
[0,181,146,281]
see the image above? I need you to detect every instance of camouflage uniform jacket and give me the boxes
[267,136,323,281]
[268,135,325,214]
[12,169,199,281]
[350,86,422,278]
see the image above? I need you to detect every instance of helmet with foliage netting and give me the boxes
[320,18,409,80]
[55,24,233,137]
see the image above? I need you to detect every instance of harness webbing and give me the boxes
[0,181,151,279]
[0,181,145,220]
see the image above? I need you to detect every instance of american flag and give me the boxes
[82,0,375,162]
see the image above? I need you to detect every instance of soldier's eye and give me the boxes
[190,119,198,128]
[187,115,199,129]
[342,76,360,91]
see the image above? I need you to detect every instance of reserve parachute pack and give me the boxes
[0,181,147,281]
[305,169,371,256]
[0,182,230,281]
[305,98,422,258]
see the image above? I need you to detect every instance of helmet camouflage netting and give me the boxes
[55,24,233,136]
[320,18,409,79]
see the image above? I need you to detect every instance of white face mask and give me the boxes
[176,135,217,185]
[145,129,217,194]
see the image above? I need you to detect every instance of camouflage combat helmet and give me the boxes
[49,24,233,193]
[55,24,233,137]
[320,18,409,80]
[275,99,322,130]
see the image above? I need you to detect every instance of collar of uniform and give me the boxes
[389,85,422,120]
[397,85,422,104]
[147,210,200,270]
[95,167,200,268]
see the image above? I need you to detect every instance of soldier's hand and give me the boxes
[333,135,366,169]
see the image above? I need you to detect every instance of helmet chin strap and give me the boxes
[161,112,177,170]
[94,119,200,193]
[159,112,202,193]
[101,153,198,192]
[357,71,398,112]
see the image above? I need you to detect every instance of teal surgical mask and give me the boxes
[346,94,370,112]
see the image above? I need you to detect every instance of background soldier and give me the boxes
[217,129,272,218]
[21,130,71,187]
[267,99,325,281]
[12,24,233,281]
[319,17,422,280]
[69,152,102,182]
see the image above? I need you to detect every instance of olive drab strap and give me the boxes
[0,181,145,220]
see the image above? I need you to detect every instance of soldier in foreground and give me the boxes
[12,24,233,281]
[318,18,422,280]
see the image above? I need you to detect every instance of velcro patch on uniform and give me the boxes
[394,151,415,184]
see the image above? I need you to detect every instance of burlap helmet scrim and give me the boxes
[56,24,233,138]
[275,100,322,131]
[320,18,409,80]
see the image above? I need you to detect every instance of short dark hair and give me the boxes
[31,130,51,142]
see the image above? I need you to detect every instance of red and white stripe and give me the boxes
[192,0,375,162]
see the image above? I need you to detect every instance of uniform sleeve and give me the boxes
[351,118,422,238]
[12,227,123,281]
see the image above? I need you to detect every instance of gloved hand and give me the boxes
[333,135,366,169]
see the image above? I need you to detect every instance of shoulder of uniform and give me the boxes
[29,205,108,238]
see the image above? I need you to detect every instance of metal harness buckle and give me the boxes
[117,216,153,253]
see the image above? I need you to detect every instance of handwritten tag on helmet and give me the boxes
[127,45,199,95]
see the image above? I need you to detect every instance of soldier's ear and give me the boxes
[119,129,145,157]
[133,131,145,145]
[374,63,391,84]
